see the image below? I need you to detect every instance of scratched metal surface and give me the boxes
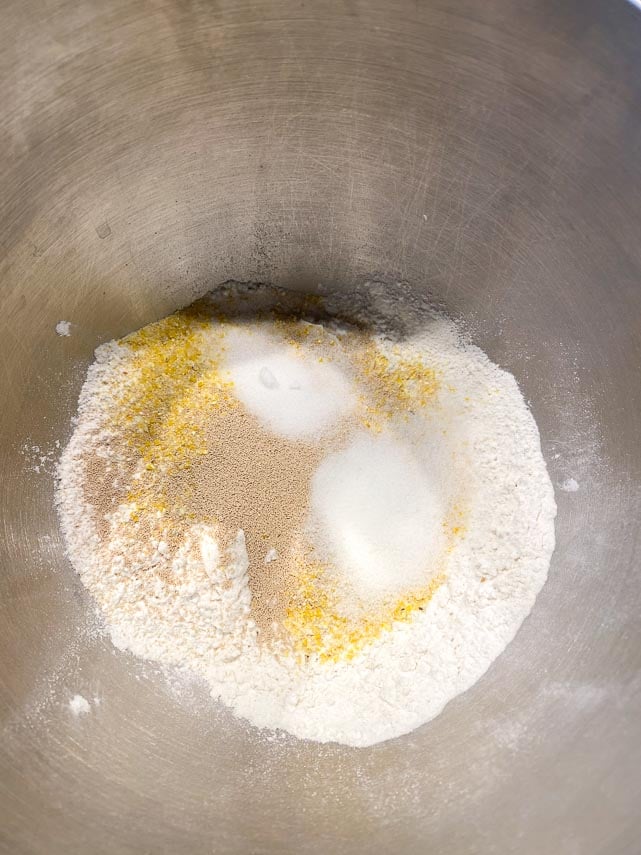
[1,0,641,853]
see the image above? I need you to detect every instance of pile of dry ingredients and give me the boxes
[56,283,556,747]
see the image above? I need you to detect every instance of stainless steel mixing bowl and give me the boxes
[2,0,640,852]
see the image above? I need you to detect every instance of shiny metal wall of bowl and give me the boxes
[1,1,640,853]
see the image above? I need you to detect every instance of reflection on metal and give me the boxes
[1,0,640,852]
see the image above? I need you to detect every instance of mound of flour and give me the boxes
[56,289,556,747]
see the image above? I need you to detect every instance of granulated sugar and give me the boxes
[309,432,447,598]
[55,283,556,747]
[224,325,355,440]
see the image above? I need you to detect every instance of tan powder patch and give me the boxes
[169,402,330,638]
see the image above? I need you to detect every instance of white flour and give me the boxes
[68,694,91,716]
[560,477,580,492]
[56,320,72,337]
[56,287,556,747]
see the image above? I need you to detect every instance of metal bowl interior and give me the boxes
[1,1,640,853]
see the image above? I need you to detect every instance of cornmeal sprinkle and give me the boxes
[284,562,446,663]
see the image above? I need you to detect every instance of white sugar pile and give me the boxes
[223,326,354,440]
[309,433,447,598]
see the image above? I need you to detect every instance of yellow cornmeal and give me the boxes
[110,304,235,522]
[273,317,440,431]
[284,562,446,663]
[115,304,233,470]
[98,302,448,663]
[354,347,439,432]
[283,505,466,663]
